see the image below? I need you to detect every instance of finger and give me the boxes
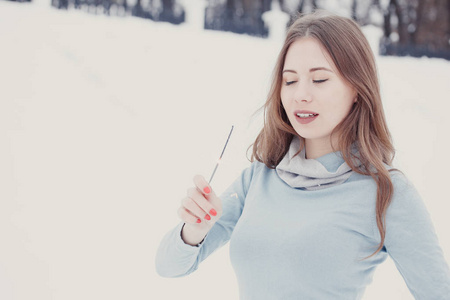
[193,174,212,195]
[177,207,202,224]
[182,195,212,221]
[186,188,218,218]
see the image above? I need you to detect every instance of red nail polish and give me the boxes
[197,219,201,223]
[205,214,211,221]
[209,209,217,216]
[203,187,211,194]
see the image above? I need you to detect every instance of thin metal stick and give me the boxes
[208,125,234,184]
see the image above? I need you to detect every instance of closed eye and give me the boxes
[313,79,328,83]
[284,79,328,86]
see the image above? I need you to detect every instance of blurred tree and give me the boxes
[379,0,450,60]
[47,0,449,60]
[123,0,129,16]
[351,0,358,21]
[160,0,176,21]
[132,0,145,17]
[205,0,270,36]
[294,0,317,13]
[414,0,448,51]
[281,0,320,28]
[102,0,111,15]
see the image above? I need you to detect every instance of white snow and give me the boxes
[262,0,290,42]
[1,1,449,299]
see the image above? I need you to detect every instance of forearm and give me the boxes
[155,222,204,277]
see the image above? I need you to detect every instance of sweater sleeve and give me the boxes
[383,173,450,299]
[155,162,256,278]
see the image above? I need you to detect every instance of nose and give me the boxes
[293,81,312,103]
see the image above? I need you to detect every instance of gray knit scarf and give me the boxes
[276,136,362,191]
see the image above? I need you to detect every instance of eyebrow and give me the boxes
[282,67,333,74]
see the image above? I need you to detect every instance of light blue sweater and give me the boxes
[155,149,450,299]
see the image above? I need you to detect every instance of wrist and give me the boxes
[181,223,209,246]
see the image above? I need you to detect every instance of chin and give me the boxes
[294,129,319,140]
[297,131,330,141]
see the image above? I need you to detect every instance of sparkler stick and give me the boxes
[208,125,234,184]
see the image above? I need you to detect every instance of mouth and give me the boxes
[296,113,319,118]
[294,110,319,124]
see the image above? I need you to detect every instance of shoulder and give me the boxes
[243,160,271,178]
[228,160,266,191]
[376,163,416,194]
[389,169,417,195]
[386,170,428,217]
[235,160,278,192]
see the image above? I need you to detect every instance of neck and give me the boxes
[304,137,338,159]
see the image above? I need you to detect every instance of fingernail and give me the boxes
[209,209,217,216]
[197,219,201,223]
[205,214,211,221]
[203,187,211,194]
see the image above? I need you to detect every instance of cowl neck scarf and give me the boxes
[275,136,362,191]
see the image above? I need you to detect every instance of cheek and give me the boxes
[280,89,288,105]
[280,91,290,111]
[282,101,293,123]
[324,85,355,117]
[320,99,353,126]
[330,101,354,125]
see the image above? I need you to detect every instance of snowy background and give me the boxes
[1,1,450,299]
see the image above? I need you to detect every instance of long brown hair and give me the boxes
[250,10,401,260]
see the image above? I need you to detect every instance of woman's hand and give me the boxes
[178,175,223,232]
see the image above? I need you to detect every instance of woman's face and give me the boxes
[280,38,357,144]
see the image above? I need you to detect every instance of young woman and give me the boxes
[155,10,450,299]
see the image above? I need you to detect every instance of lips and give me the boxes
[294,110,319,124]
[294,110,319,116]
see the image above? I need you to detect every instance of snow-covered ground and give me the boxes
[1,1,449,299]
